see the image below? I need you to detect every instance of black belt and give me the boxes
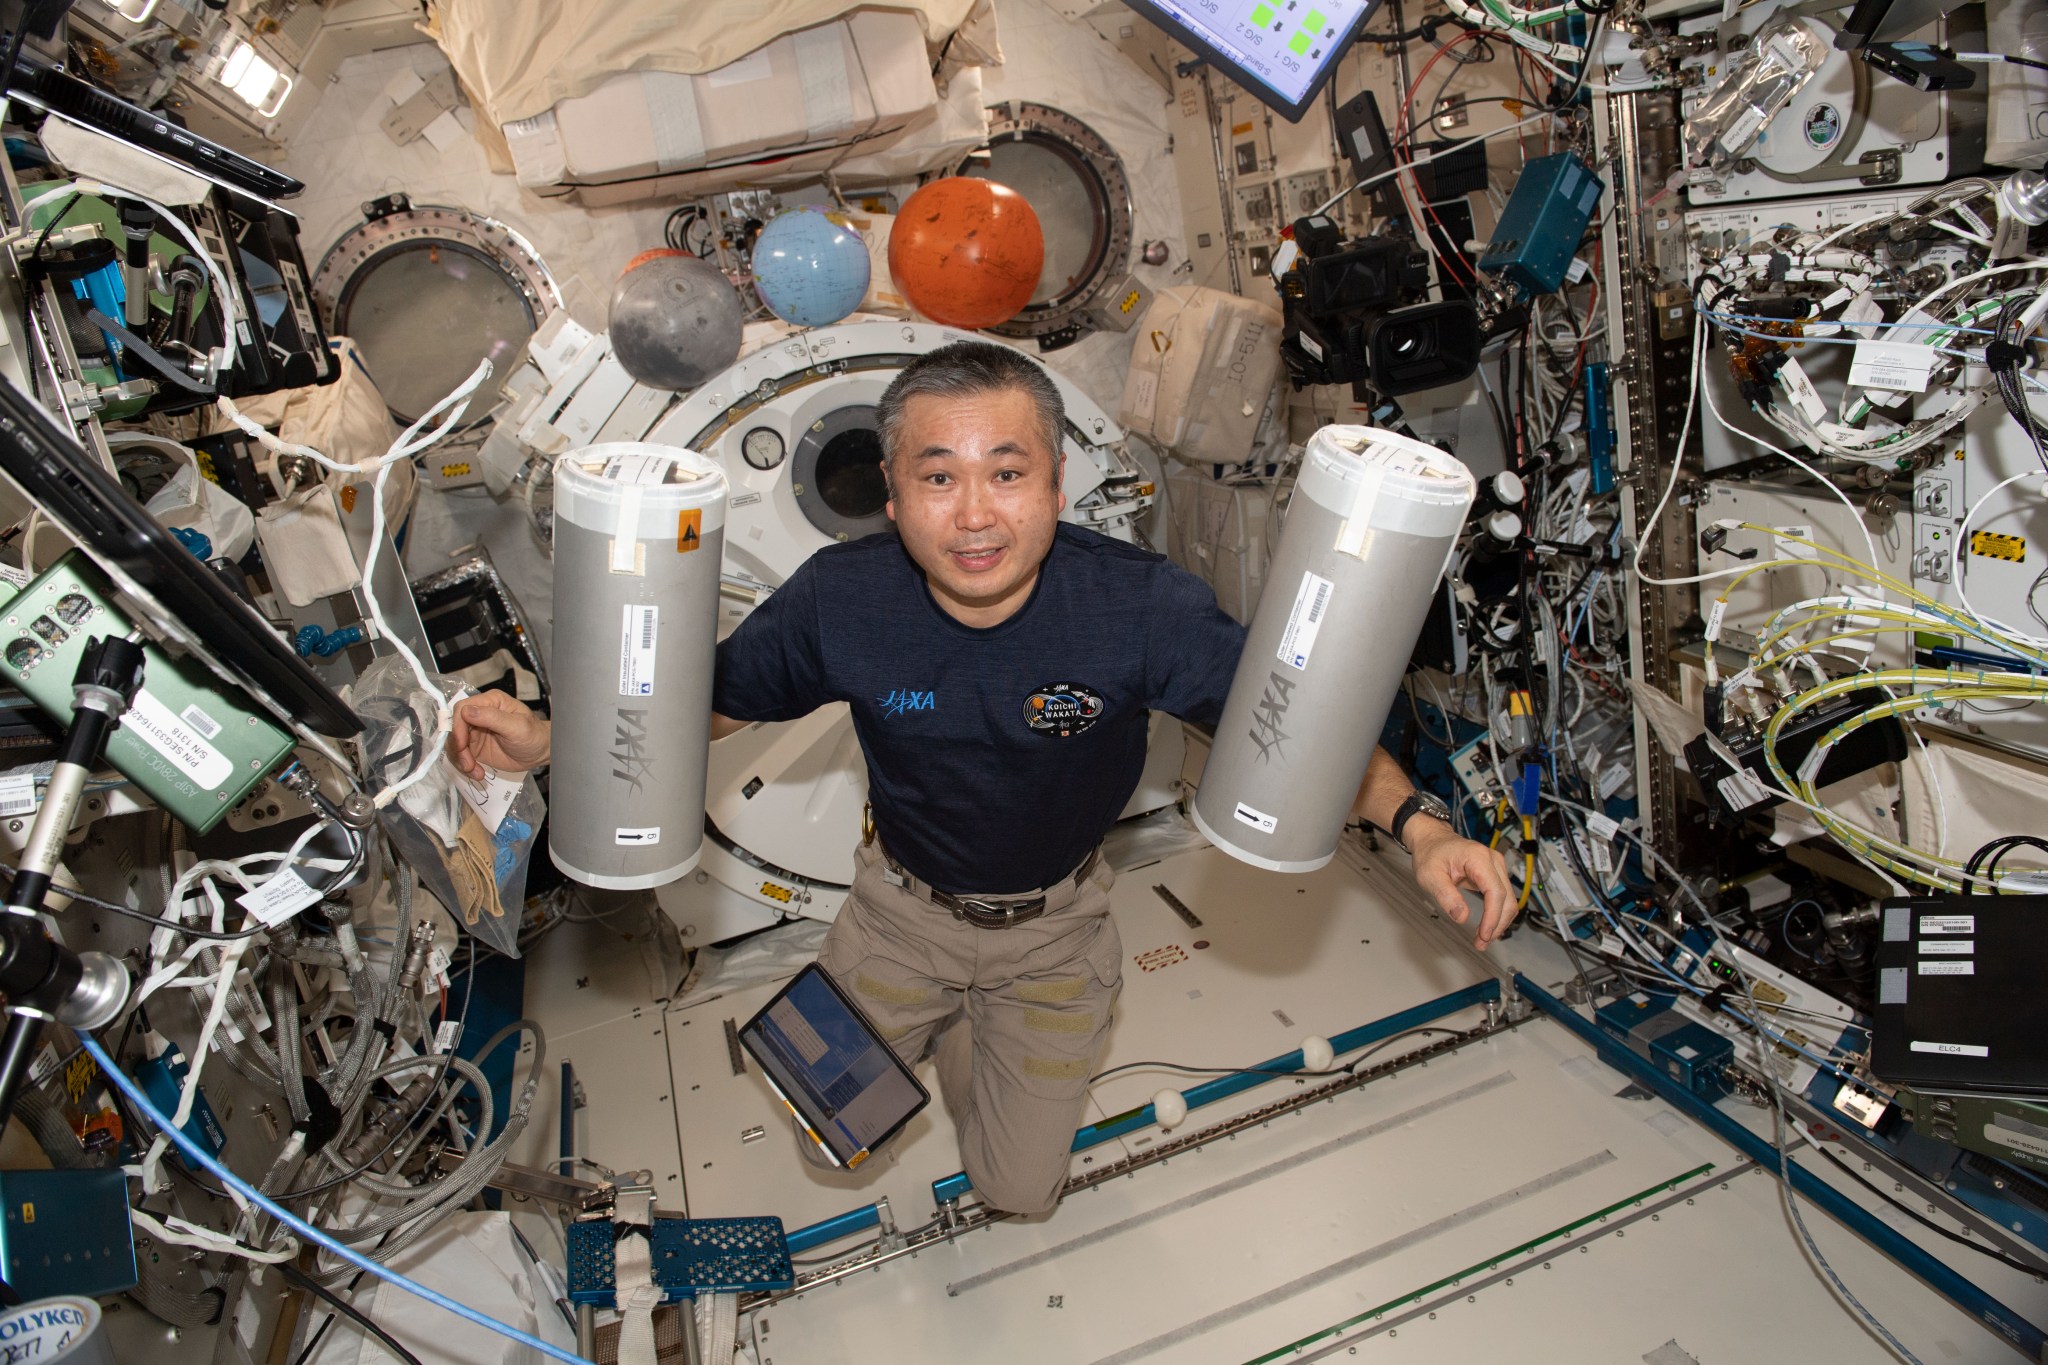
[879,846,1101,929]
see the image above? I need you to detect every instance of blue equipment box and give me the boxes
[566,1216,794,1305]
[138,1045,227,1158]
[1594,993,1734,1098]
[1477,152,1605,298]
[0,1169,138,1299]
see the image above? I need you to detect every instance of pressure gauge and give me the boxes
[742,427,786,471]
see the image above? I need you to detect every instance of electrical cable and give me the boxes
[278,1262,426,1365]
[1088,1027,1466,1086]
[0,860,268,939]
[81,1034,591,1365]
[1807,1143,2048,1280]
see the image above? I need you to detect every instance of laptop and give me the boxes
[7,50,303,201]
[1871,896,2048,1097]
[739,964,929,1169]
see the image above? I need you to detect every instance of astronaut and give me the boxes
[453,340,1515,1216]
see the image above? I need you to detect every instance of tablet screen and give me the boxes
[741,965,928,1167]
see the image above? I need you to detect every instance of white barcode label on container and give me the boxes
[619,604,658,697]
[1275,571,1335,672]
[0,771,35,816]
[1919,914,1974,935]
[178,703,223,739]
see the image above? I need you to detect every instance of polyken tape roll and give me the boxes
[550,443,728,889]
[1192,426,1473,872]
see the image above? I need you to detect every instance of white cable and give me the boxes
[127,1206,298,1264]
[217,361,493,806]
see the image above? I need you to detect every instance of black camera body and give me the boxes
[1278,219,1482,399]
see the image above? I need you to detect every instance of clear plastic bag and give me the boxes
[1684,13,1829,181]
[353,654,545,957]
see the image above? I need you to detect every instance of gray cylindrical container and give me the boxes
[550,443,727,889]
[0,1298,115,1365]
[1192,426,1473,872]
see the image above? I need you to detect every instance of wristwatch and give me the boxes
[1388,791,1453,852]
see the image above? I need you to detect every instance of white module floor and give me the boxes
[514,832,2048,1364]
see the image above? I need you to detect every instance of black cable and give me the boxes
[1808,1143,2048,1280]
[277,1263,424,1365]
[0,860,270,941]
[1356,14,1478,45]
[1087,1026,1466,1086]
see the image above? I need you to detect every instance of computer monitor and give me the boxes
[1127,0,1386,122]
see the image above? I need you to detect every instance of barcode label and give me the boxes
[179,703,223,739]
[619,604,658,697]
[0,771,35,816]
[1275,571,1335,672]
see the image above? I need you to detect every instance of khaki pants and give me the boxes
[818,840,1122,1215]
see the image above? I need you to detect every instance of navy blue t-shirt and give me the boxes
[711,524,1246,894]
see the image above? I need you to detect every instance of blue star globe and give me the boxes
[752,207,871,328]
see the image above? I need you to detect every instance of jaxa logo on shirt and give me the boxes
[1023,682,1105,738]
[878,689,937,718]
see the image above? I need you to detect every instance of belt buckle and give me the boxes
[958,895,1041,927]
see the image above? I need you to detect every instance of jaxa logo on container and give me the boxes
[878,689,936,718]
[1024,682,1105,738]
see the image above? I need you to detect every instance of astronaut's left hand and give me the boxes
[1406,818,1518,950]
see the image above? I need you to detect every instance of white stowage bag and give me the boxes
[1118,286,1285,468]
[301,1212,577,1365]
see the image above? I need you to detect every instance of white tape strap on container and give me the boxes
[1333,465,1384,559]
[612,484,644,573]
[644,72,708,173]
[796,24,857,141]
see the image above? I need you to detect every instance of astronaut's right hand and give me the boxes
[450,690,551,778]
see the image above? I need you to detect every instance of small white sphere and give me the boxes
[1301,1036,1336,1073]
[1152,1088,1189,1130]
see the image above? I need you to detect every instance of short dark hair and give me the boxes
[874,340,1065,477]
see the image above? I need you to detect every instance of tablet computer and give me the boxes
[738,964,929,1169]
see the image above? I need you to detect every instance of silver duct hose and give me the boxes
[315,1020,546,1279]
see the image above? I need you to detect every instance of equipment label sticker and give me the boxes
[1918,939,1973,955]
[125,689,233,790]
[178,703,223,739]
[1917,961,1974,976]
[601,451,671,484]
[619,604,658,697]
[1911,1040,1989,1057]
[1276,571,1335,672]
[238,869,325,927]
[0,772,34,817]
[615,827,661,846]
[1919,914,1974,935]
[1986,1119,2048,1161]
[1233,802,1278,834]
